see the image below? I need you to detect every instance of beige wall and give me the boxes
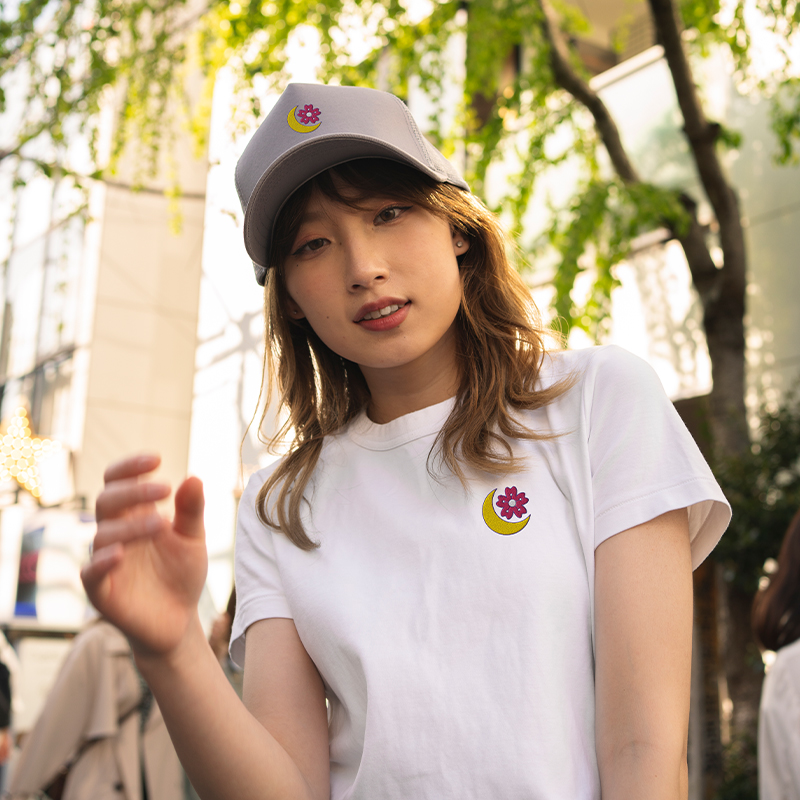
[76,181,207,501]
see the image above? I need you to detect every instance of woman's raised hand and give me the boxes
[81,454,208,659]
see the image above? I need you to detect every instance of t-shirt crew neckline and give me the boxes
[347,396,456,450]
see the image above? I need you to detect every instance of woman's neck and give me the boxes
[361,344,460,424]
[366,377,458,423]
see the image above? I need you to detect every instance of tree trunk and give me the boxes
[648,0,760,768]
[539,0,759,789]
[693,561,724,799]
[647,0,749,462]
[721,582,764,740]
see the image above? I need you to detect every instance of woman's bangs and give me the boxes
[269,159,445,268]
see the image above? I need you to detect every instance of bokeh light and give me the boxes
[0,407,61,498]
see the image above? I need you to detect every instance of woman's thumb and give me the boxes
[173,476,205,538]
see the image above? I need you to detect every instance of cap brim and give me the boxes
[242,134,465,284]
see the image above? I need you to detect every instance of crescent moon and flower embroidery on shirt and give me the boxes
[482,485,532,535]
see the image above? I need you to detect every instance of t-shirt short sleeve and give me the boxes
[585,346,730,568]
[230,468,293,668]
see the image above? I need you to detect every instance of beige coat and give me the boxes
[8,621,183,800]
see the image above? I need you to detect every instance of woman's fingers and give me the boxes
[80,543,124,595]
[103,453,161,484]
[173,477,205,540]
[94,513,164,551]
[96,479,171,521]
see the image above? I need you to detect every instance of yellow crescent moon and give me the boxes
[482,489,530,535]
[287,106,321,133]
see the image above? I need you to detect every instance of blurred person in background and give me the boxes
[753,507,800,800]
[207,589,242,700]
[7,618,183,800]
[0,650,11,784]
[0,629,20,795]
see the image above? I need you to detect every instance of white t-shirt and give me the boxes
[232,345,730,800]
[759,637,800,800]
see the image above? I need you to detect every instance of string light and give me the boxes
[0,407,61,499]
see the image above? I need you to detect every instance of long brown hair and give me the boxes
[753,508,800,652]
[255,158,572,549]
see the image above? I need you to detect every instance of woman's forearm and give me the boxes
[135,615,322,800]
[599,741,688,800]
[594,509,693,800]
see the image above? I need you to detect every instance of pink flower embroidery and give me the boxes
[495,486,529,519]
[296,104,321,125]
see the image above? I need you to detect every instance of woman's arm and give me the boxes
[594,507,693,800]
[81,455,330,800]
[137,616,330,800]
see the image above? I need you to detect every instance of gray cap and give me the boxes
[235,83,470,286]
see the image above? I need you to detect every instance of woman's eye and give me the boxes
[376,206,410,224]
[293,237,327,255]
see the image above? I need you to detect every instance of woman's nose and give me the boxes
[344,236,387,291]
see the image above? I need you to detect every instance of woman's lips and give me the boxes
[356,302,410,331]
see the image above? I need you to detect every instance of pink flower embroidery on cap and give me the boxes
[495,486,529,520]
[296,104,321,125]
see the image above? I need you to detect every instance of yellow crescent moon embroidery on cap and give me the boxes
[287,106,321,133]
[482,489,531,535]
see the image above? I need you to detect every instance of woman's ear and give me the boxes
[285,296,306,319]
[452,230,470,256]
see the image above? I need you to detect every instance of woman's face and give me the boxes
[282,183,468,384]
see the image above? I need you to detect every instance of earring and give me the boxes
[456,241,464,248]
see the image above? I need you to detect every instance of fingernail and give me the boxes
[137,453,159,468]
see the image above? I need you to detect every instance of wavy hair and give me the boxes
[753,508,800,652]
[255,158,572,549]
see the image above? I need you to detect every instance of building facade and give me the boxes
[0,109,208,730]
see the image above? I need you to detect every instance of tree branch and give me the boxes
[539,0,640,184]
[0,122,51,165]
[538,0,719,297]
[648,0,746,298]
[648,0,749,457]
[677,192,721,302]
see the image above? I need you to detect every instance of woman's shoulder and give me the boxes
[543,343,652,372]
[539,345,659,396]
[238,459,285,522]
[243,458,285,492]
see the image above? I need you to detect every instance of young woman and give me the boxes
[753,508,800,800]
[81,83,730,800]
